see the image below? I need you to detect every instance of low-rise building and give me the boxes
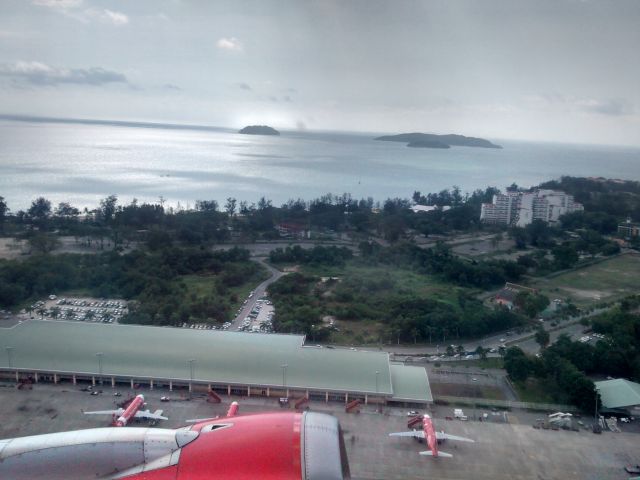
[618,219,640,239]
[595,379,640,416]
[0,320,432,407]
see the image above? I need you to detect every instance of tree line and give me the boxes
[0,246,261,326]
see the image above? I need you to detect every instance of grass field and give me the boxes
[512,378,568,404]
[303,262,472,306]
[430,382,507,400]
[181,265,269,312]
[529,253,640,307]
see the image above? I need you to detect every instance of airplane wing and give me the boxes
[435,432,474,443]
[389,431,425,438]
[420,450,453,458]
[84,409,124,416]
[134,410,168,421]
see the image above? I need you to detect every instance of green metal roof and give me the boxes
[1,321,393,395]
[595,379,640,409]
[389,363,433,402]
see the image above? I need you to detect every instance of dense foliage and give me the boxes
[542,176,640,226]
[267,268,526,342]
[504,345,598,411]
[358,242,525,289]
[0,247,261,325]
[269,245,353,266]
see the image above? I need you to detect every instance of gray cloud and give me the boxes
[0,61,129,87]
[162,83,181,91]
[238,82,251,91]
[32,0,83,8]
[578,98,634,116]
[528,94,634,117]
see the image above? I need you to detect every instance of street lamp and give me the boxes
[96,352,103,385]
[375,370,380,394]
[188,359,195,398]
[281,364,288,389]
[6,346,14,368]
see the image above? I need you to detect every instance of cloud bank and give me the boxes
[0,61,129,86]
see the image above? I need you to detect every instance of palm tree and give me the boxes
[65,309,74,321]
[475,346,488,360]
[50,306,61,320]
[84,310,95,322]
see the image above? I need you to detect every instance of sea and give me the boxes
[1,117,639,212]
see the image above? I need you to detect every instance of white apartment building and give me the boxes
[480,190,583,226]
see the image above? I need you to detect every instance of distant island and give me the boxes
[407,140,450,149]
[238,125,280,136]
[375,132,502,149]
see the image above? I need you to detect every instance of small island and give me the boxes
[375,132,502,149]
[407,140,450,149]
[238,125,280,136]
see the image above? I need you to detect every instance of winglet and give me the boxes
[226,401,239,417]
[420,451,453,458]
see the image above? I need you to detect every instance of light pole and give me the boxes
[188,359,195,399]
[96,352,103,386]
[6,346,14,369]
[281,364,288,390]
[375,371,380,394]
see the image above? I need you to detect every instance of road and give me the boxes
[356,307,610,358]
[229,258,285,330]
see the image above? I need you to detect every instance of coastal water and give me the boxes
[1,118,639,211]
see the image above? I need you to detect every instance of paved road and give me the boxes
[229,258,285,330]
[355,307,610,357]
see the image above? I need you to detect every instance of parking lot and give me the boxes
[0,382,638,480]
[21,296,128,324]
[224,290,275,333]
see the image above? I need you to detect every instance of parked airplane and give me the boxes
[84,394,167,427]
[389,414,474,458]
[0,409,349,479]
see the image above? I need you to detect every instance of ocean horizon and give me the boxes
[1,114,639,212]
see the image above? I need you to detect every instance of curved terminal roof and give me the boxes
[0,321,405,396]
[389,363,433,402]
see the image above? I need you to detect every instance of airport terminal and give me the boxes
[0,320,432,407]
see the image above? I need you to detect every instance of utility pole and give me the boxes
[96,352,103,386]
[188,359,195,399]
[281,364,288,390]
[6,346,14,369]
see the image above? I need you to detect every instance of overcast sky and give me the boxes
[0,0,638,145]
